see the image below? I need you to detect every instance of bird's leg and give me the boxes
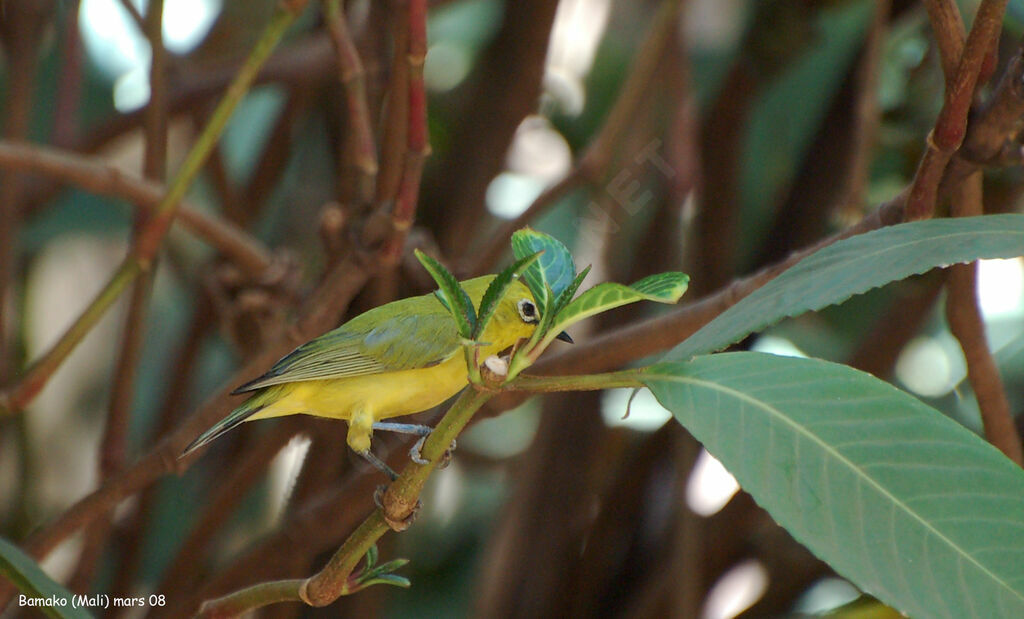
[371,421,433,436]
[360,449,399,481]
[371,422,456,467]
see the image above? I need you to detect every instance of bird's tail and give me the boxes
[180,391,271,457]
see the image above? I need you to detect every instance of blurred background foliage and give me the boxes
[1,0,1024,616]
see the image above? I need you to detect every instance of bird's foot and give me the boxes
[409,435,457,468]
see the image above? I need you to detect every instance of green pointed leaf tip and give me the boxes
[360,574,412,589]
[643,352,1024,618]
[414,249,476,338]
[667,214,1024,361]
[552,265,592,316]
[475,251,543,339]
[510,228,576,311]
[548,272,689,336]
[0,537,92,619]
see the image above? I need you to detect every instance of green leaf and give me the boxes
[353,555,411,591]
[510,227,576,313]
[666,215,1024,361]
[551,265,592,316]
[475,251,542,339]
[0,536,91,619]
[544,272,689,344]
[415,249,475,338]
[643,352,1024,618]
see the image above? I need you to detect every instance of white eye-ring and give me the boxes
[517,299,538,323]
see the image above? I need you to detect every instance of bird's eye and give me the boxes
[517,299,538,323]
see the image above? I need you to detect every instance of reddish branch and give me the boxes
[324,0,379,205]
[923,0,966,81]
[923,0,1022,464]
[70,0,172,593]
[945,177,1023,464]
[382,0,429,264]
[904,0,1007,221]
[0,141,273,276]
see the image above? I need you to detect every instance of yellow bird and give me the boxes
[182,276,570,476]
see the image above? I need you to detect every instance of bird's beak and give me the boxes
[555,330,574,344]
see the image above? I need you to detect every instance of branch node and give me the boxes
[376,485,421,532]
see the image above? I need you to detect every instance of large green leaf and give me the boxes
[666,215,1024,361]
[0,537,91,619]
[544,272,689,347]
[643,353,1024,618]
[510,227,576,314]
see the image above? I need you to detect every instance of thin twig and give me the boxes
[324,0,378,204]
[834,0,890,222]
[110,293,216,598]
[904,0,1007,220]
[946,174,1023,464]
[923,0,966,82]
[375,6,410,206]
[115,0,145,32]
[52,0,83,147]
[382,0,429,263]
[69,0,170,592]
[241,88,312,224]
[0,2,47,387]
[0,142,272,274]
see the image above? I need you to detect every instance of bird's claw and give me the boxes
[409,436,457,468]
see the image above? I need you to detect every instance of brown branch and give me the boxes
[834,0,889,222]
[923,0,966,82]
[0,1,50,383]
[324,0,378,205]
[70,0,171,592]
[110,293,216,598]
[382,0,429,264]
[52,0,83,147]
[946,174,1023,464]
[240,89,312,223]
[847,274,945,379]
[905,0,1007,221]
[375,7,410,207]
[0,141,272,276]
[115,0,145,32]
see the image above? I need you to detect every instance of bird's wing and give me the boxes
[232,300,460,393]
